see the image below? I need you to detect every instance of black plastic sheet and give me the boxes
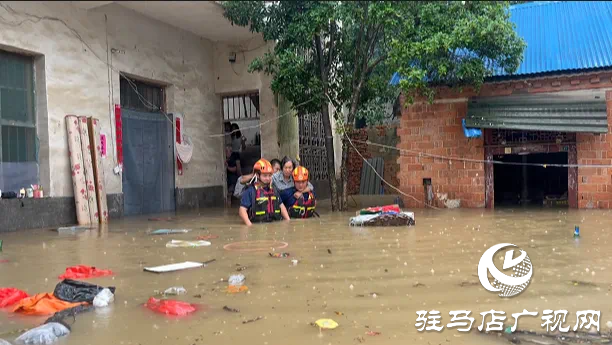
[53,279,115,304]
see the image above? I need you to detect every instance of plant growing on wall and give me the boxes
[222,1,525,211]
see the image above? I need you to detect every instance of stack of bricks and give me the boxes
[576,90,612,209]
[397,96,485,209]
[347,129,369,195]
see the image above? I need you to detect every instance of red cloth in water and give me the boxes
[145,297,196,316]
[58,265,114,280]
[365,204,400,214]
[0,288,29,308]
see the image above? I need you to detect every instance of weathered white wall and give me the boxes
[0,2,223,197]
[213,38,281,160]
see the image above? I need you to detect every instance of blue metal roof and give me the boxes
[390,1,612,84]
[496,1,612,76]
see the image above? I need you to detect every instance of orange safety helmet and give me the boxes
[292,166,309,182]
[253,159,274,174]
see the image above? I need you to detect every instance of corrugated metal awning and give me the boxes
[466,102,608,133]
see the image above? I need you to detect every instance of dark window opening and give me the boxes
[223,93,260,121]
[0,50,36,163]
[494,152,568,207]
[120,76,164,112]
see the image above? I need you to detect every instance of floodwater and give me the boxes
[1,199,611,345]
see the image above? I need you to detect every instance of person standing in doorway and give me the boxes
[231,123,247,153]
[226,145,241,205]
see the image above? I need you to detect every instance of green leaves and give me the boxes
[222,1,525,119]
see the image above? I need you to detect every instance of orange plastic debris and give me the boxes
[58,265,114,280]
[226,285,248,294]
[12,293,86,316]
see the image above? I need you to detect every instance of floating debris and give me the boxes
[334,311,344,316]
[226,285,248,294]
[413,282,426,288]
[223,306,239,313]
[327,249,332,254]
[269,252,290,258]
[569,280,597,287]
[236,266,248,272]
[366,331,381,336]
[242,316,263,324]
[197,235,218,240]
[314,319,338,329]
[193,294,202,299]
[458,281,479,287]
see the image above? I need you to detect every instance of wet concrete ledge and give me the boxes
[0,196,77,232]
[175,185,224,211]
[0,194,124,232]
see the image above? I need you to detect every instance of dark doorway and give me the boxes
[493,152,568,207]
[120,76,175,216]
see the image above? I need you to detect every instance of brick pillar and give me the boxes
[576,90,612,209]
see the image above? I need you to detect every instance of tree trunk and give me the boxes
[321,102,339,211]
[340,134,349,211]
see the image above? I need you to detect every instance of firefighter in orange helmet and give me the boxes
[283,166,317,219]
[238,159,290,226]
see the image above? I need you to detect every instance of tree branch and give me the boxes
[314,34,327,91]
[325,21,336,78]
[365,54,387,76]
[351,2,369,89]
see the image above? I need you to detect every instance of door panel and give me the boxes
[122,109,175,216]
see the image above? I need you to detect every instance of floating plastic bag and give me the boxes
[144,297,196,316]
[53,279,115,304]
[58,265,113,280]
[13,293,85,316]
[149,229,191,235]
[0,288,29,308]
[14,322,70,345]
[226,285,248,294]
[165,240,211,248]
[314,319,339,329]
[163,287,186,296]
[462,119,482,138]
[92,288,114,308]
[228,274,245,286]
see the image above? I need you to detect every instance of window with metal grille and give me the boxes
[223,93,260,121]
[120,76,164,112]
[0,50,36,163]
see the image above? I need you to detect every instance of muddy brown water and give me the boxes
[1,201,611,344]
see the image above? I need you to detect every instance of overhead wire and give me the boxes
[1,2,609,183]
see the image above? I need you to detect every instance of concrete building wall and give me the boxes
[213,38,281,160]
[0,2,224,200]
[396,71,612,209]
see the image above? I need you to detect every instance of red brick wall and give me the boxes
[576,90,612,209]
[396,71,612,209]
[397,98,485,208]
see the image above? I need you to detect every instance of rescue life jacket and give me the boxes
[249,184,283,223]
[289,192,316,219]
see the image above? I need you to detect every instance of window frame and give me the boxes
[0,49,36,163]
